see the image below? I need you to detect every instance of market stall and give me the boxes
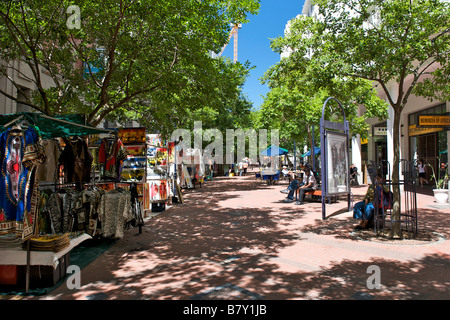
[0,112,143,290]
[144,134,175,213]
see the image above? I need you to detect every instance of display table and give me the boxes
[0,233,92,288]
[261,171,280,185]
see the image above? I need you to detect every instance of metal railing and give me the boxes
[369,159,418,239]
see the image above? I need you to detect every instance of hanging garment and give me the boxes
[37,139,61,182]
[37,190,52,234]
[159,181,167,200]
[98,188,132,239]
[58,136,93,185]
[80,187,104,236]
[0,126,44,239]
[98,138,127,181]
[151,182,159,200]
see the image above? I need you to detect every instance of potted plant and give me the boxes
[426,159,449,204]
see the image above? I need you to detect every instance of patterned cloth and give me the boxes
[37,187,134,239]
[0,127,44,240]
[98,188,132,239]
[98,138,127,181]
[37,139,61,182]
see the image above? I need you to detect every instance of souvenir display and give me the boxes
[118,128,146,145]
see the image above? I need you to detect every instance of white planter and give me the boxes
[433,189,449,204]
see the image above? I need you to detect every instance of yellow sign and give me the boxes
[418,115,450,126]
[361,138,368,144]
[409,124,443,137]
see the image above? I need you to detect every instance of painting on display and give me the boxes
[143,180,169,209]
[325,131,349,195]
[119,128,146,145]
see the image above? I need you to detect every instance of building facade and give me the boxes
[0,59,55,115]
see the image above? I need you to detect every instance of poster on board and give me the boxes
[326,131,349,195]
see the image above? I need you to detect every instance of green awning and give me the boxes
[0,112,114,139]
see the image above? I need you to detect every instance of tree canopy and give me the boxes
[0,0,260,131]
[257,5,389,153]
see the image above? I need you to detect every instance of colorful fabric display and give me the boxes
[98,138,127,181]
[0,126,44,240]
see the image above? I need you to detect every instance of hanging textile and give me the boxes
[128,183,144,229]
[98,188,133,239]
[98,137,127,181]
[37,139,61,182]
[0,126,45,240]
[58,136,93,186]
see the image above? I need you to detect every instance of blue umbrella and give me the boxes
[301,146,321,157]
[260,145,289,156]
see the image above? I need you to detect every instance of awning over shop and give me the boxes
[301,146,321,157]
[0,112,114,139]
[260,145,289,157]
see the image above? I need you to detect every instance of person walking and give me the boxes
[417,159,428,188]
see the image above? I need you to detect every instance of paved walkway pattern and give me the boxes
[29,170,450,300]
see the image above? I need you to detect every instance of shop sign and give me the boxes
[361,137,368,144]
[418,115,450,127]
[409,124,443,137]
[374,127,387,135]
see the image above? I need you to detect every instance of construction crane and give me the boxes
[217,23,242,63]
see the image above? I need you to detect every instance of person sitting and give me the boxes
[353,175,390,229]
[281,166,290,177]
[350,164,359,186]
[296,166,317,205]
[280,174,304,202]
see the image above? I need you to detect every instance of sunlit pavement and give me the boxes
[26,169,450,300]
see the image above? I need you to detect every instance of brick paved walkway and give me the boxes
[25,169,450,300]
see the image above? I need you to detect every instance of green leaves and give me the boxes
[0,0,260,132]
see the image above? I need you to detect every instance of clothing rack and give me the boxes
[0,113,117,292]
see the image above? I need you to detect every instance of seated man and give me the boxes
[353,175,389,229]
[280,174,304,202]
[350,164,359,186]
[296,166,317,205]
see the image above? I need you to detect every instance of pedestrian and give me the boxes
[349,163,359,186]
[417,159,428,188]
[243,161,248,175]
[353,175,390,229]
[280,174,304,202]
[296,166,317,205]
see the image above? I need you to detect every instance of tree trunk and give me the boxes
[391,106,402,238]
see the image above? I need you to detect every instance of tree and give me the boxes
[258,29,389,161]
[270,0,450,237]
[0,0,260,128]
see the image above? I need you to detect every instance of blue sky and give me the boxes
[220,0,306,110]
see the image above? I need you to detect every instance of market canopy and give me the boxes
[260,145,289,156]
[301,146,321,157]
[0,112,114,139]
